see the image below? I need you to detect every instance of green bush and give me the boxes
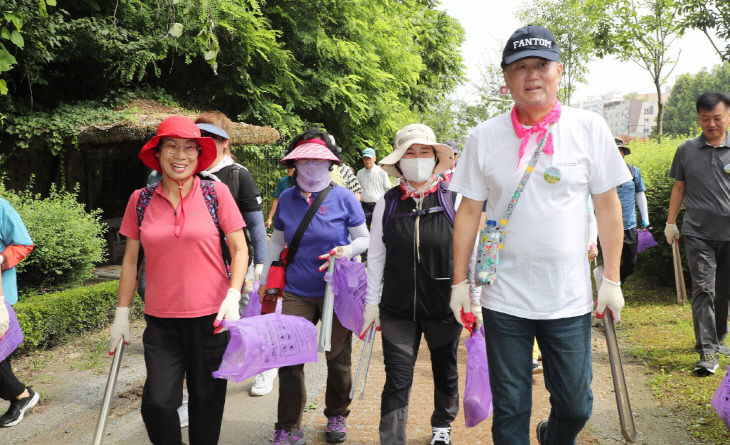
[13,280,143,355]
[623,135,693,286]
[0,179,107,290]
[233,143,288,217]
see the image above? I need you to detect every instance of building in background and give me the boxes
[572,92,667,140]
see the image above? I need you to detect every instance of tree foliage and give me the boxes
[421,63,512,144]
[593,0,683,139]
[677,0,730,61]
[0,0,465,163]
[662,63,730,136]
[516,0,602,104]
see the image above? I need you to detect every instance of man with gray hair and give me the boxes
[449,25,628,444]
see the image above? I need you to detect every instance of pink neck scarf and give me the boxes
[511,99,562,166]
[398,175,442,201]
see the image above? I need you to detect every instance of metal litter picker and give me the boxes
[671,241,688,305]
[350,324,376,400]
[593,261,637,443]
[92,338,125,445]
[318,259,336,353]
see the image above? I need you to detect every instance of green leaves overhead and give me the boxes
[168,23,184,38]
[1,0,465,161]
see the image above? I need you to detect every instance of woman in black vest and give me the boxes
[363,123,466,445]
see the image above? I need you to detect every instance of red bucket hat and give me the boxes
[138,116,217,173]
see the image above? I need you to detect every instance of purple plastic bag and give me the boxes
[0,300,23,363]
[327,258,367,336]
[637,228,658,254]
[212,313,317,382]
[464,326,492,427]
[241,281,282,318]
[712,365,730,430]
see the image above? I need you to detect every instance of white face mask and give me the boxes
[399,157,436,182]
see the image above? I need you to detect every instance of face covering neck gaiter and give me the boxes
[296,161,331,192]
[398,157,436,183]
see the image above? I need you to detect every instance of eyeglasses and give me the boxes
[295,159,328,166]
[161,140,200,157]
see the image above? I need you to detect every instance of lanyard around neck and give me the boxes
[498,125,554,232]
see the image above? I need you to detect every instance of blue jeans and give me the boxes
[483,309,593,445]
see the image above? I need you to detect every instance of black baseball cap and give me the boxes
[502,25,560,67]
[615,138,631,154]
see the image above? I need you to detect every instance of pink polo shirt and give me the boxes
[120,177,245,318]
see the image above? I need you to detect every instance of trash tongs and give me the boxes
[349,323,376,400]
[593,259,637,443]
[92,337,125,445]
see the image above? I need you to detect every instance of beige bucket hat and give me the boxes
[379,123,453,178]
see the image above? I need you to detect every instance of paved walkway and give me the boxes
[299,329,588,445]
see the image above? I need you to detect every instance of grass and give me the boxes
[69,337,109,374]
[619,273,730,444]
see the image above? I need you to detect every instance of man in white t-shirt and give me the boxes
[449,25,629,445]
[356,147,392,229]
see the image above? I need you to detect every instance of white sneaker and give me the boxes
[177,399,189,428]
[431,426,452,444]
[250,368,277,396]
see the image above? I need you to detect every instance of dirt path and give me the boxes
[1,321,696,444]
[586,323,694,444]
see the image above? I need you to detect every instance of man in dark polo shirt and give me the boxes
[665,91,730,376]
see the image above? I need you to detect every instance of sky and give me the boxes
[438,0,726,103]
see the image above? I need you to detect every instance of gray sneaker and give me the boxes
[694,353,719,376]
[718,344,730,357]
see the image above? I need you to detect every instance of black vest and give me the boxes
[380,190,454,321]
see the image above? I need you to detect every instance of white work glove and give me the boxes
[109,307,130,355]
[361,304,380,337]
[471,301,483,328]
[317,245,352,272]
[0,296,9,338]
[450,280,471,326]
[664,223,679,245]
[254,263,264,282]
[596,277,624,322]
[214,288,241,334]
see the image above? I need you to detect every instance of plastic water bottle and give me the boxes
[476,220,500,285]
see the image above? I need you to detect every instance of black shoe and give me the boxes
[536,420,548,445]
[0,387,40,427]
[694,353,719,376]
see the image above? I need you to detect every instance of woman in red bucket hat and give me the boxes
[109,115,249,444]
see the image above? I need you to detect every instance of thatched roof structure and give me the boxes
[76,99,280,146]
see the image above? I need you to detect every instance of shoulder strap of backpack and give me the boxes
[229,164,240,201]
[437,181,456,227]
[200,180,233,273]
[381,186,401,239]
[136,182,160,228]
[135,182,160,279]
[626,163,637,183]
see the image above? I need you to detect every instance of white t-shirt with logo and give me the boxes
[449,106,630,320]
